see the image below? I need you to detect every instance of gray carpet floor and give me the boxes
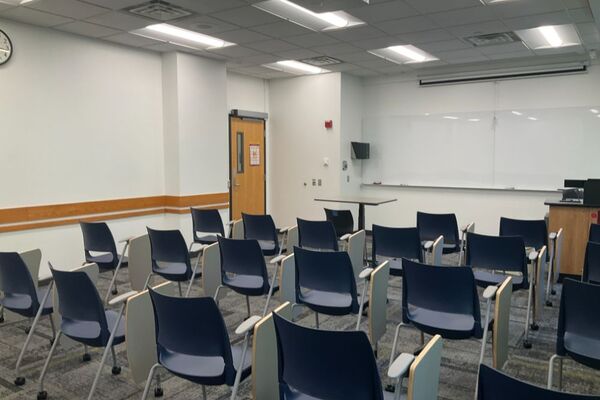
[1,249,599,399]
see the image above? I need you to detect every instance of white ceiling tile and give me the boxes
[86,11,153,30]
[212,6,281,27]
[292,0,372,13]
[448,21,509,38]
[0,4,14,13]
[372,64,411,74]
[232,53,280,65]
[275,47,321,59]
[428,6,497,28]
[490,0,567,19]
[1,7,73,27]
[337,51,382,62]
[55,20,120,37]
[419,38,472,53]
[208,45,263,58]
[577,22,600,37]
[312,42,363,55]
[353,58,399,69]
[376,16,439,35]
[352,36,402,50]
[215,29,272,44]
[404,0,481,14]
[396,29,455,44]
[167,0,247,14]
[144,41,196,53]
[503,12,573,31]
[347,1,419,23]
[477,41,529,55]
[245,39,298,52]
[567,7,595,23]
[171,15,239,35]
[26,0,108,20]
[321,63,360,72]
[326,25,387,42]
[77,0,143,10]
[532,46,585,56]
[404,59,447,69]
[251,21,313,38]
[445,55,489,64]
[435,47,487,60]
[486,50,535,60]
[284,32,339,47]
[347,68,379,77]
[103,32,159,47]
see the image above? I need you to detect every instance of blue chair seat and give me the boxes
[299,289,354,315]
[474,270,524,288]
[0,286,53,317]
[564,332,600,369]
[154,261,190,281]
[62,310,126,347]
[223,274,265,295]
[283,388,398,400]
[195,234,219,245]
[407,304,477,340]
[160,343,252,386]
[87,253,128,268]
[258,240,277,252]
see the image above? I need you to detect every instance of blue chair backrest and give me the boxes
[557,279,600,369]
[590,224,600,243]
[416,212,459,245]
[272,312,383,400]
[148,289,236,385]
[372,225,422,263]
[583,241,600,284]
[217,236,269,286]
[293,246,357,309]
[402,259,482,337]
[50,265,109,341]
[0,252,38,312]
[324,209,354,237]
[191,208,225,239]
[466,232,527,276]
[147,227,191,274]
[499,217,547,250]
[477,364,600,400]
[80,221,117,264]
[297,218,338,251]
[242,213,279,246]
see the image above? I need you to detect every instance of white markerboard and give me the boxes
[362,106,600,191]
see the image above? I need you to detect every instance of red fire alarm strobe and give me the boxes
[325,120,333,129]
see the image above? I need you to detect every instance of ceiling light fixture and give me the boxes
[443,116,459,120]
[516,24,581,50]
[369,45,438,65]
[512,111,523,116]
[590,109,599,114]
[468,118,481,122]
[263,60,329,75]
[131,23,234,50]
[539,26,563,47]
[528,117,538,121]
[253,0,364,31]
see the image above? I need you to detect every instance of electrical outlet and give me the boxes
[312,179,316,186]
[318,179,322,186]
[346,175,350,183]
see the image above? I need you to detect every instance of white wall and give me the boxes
[357,69,600,234]
[226,72,268,113]
[0,18,165,207]
[340,74,364,197]
[268,73,342,226]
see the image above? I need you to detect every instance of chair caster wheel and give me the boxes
[384,384,395,393]
[0,316,4,323]
[112,366,121,375]
[25,327,31,334]
[112,288,118,295]
[546,300,553,307]
[154,387,164,397]
[82,353,91,362]
[37,391,48,400]
[531,323,539,331]
[551,289,556,295]
[523,340,532,349]
[14,376,25,386]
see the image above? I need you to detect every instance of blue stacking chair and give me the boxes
[548,279,600,391]
[499,217,547,250]
[0,252,54,386]
[417,211,461,254]
[242,213,281,256]
[372,225,422,276]
[142,288,257,400]
[479,364,599,400]
[324,208,355,239]
[589,224,600,243]
[37,264,135,400]
[391,259,497,372]
[80,221,129,301]
[146,227,198,297]
[214,236,279,318]
[297,218,339,251]
[583,241,600,284]
[293,246,370,329]
[190,208,225,246]
[466,232,534,348]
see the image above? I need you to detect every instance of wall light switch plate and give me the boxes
[318,179,322,186]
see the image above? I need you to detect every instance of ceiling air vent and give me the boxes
[465,31,521,47]
[126,1,193,22]
[300,56,342,66]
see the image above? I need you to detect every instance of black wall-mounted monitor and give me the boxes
[564,179,587,188]
[351,142,370,160]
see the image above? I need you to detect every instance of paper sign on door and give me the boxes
[250,144,260,166]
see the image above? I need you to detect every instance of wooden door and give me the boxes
[230,116,266,220]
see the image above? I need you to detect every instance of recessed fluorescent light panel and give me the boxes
[443,116,459,120]
[0,0,35,4]
[131,24,234,50]
[479,0,514,4]
[253,0,364,31]
[590,109,599,114]
[369,45,438,64]
[512,111,523,116]
[516,24,581,49]
[263,60,330,75]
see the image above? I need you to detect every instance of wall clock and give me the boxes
[0,29,13,65]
